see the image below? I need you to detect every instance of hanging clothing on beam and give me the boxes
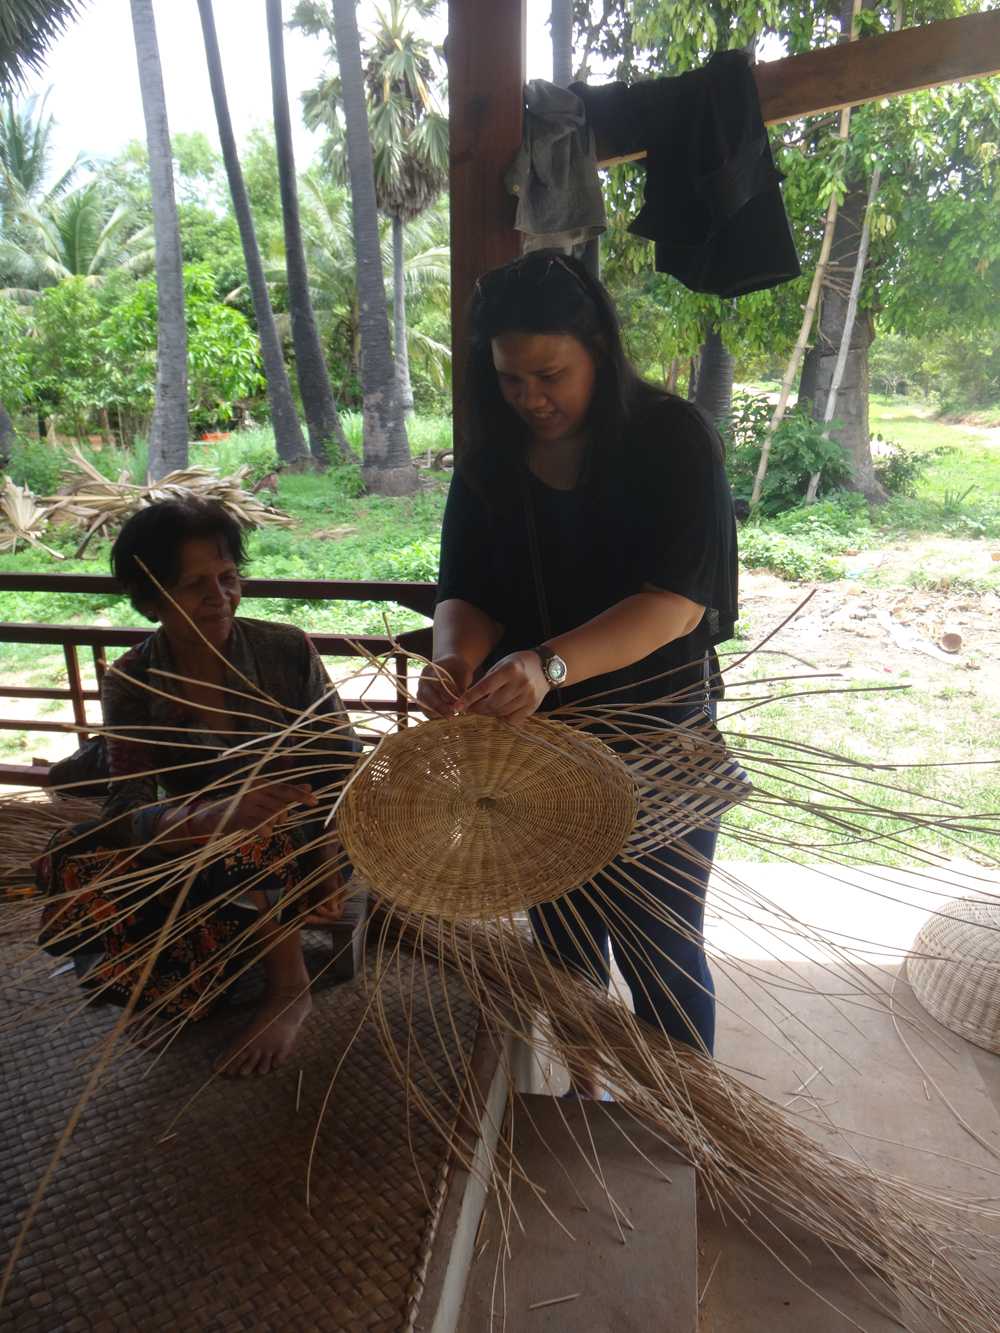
[572,50,800,297]
[504,79,607,254]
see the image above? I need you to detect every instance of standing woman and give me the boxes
[417,251,737,1062]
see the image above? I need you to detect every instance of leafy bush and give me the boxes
[871,438,952,497]
[738,525,843,581]
[5,436,66,494]
[769,493,871,541]
[723,391,853,514]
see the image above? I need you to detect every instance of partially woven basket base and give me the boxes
[339,715,637,921]
[907,897,1000,1055]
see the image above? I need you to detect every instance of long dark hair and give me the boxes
[461,251,680,501]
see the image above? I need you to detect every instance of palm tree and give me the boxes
[694,327,734,425]
[301,2,447,418]
[299,174,450,398]
[0,1,87,97]
[2,181,153,290]
[0,90,83,223]
[197,0,309,470]
[330,0,416,494]
[266,0,350,467]
[129,0,188,479]
[365,1,447,413]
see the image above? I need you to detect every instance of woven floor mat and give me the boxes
[0,931,478,1332]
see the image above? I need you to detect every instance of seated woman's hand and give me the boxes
[417,654,473,718]
[189,781,318,838]
[456,650,548,724]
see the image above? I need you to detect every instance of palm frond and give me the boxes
[0,1,89,97]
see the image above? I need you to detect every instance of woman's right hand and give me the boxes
[417,655,473,718]
[186,782,317,839]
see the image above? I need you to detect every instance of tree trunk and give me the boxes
[0,401,14,465]
[391,213,414,415]
[694,328,734,425]
[806,165,882,502]
[331,0,416,495]
[266,0,350,467]
[550,0,573,86]
[808,178,887,503]
[130,0,188,481]
[199,0,309,470]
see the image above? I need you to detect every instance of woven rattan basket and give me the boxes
[907,897,1000,1055]
[339,714,637,920]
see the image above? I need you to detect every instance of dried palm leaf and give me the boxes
[0,477,63,559]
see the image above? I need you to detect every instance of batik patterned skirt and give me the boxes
[36,820,302,1021]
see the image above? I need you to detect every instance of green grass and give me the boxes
[716,653,1000,866]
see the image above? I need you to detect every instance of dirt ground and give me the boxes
[733,552,1000,704]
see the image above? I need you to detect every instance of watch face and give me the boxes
[547,655,567,684]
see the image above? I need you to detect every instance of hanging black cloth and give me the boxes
[572,50,800,298]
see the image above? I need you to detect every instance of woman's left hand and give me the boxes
[456,650,550,724]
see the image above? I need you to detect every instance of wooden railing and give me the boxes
[0,574,436,786]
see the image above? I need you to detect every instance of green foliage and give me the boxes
[737,525,844,582]
[4,435,63,492]
[738,493,872,581]
[0,295,33,409]
[192,427,280,486]
[871,439,952,497]
[98,264,264,431]
[28,276,105,423]
[723,391,853,514]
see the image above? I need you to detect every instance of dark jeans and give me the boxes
[529,697,719,1055]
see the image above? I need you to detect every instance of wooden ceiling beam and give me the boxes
[597,9,1000,167]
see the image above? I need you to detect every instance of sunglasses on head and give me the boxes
[473,252,590,301]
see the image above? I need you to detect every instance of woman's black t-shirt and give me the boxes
[435,395,738,712]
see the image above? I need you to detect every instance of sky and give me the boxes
[22,0,556,187]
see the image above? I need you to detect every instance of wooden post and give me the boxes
[447,0,526,454]
[63,644,87,731]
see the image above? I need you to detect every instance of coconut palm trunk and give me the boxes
[390,212,414,414]
[129,0,188,480]
[198,0,308,469]
[550,0,574,87]
[266,0,350,467]
[694,328,734,425]
[331,0,416,495]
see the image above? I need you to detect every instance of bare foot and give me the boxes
[214,988,313,1077]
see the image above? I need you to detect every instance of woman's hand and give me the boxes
[187,781,317,839]
[456,650,549,724]
[417,654,474,718]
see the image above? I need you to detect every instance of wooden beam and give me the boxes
[597,10,1000,166]
[447,0,525,451]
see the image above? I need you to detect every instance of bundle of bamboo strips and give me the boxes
[0,792,101,887]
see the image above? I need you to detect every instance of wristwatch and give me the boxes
[531,644,568,689]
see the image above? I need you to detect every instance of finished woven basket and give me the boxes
[907,897,1000,1055]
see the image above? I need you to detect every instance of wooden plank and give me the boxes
[447,0,525,454]
[456,1095,698,1333]
[597,10,1000,166]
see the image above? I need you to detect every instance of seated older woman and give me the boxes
[37,498,361,1076]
